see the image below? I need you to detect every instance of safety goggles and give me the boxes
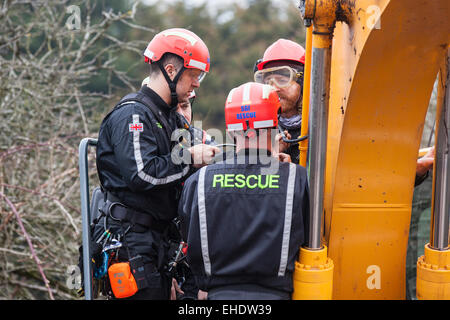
[198,71,206,83]
[254,66,303,88]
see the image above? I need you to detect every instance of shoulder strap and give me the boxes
[116,92,173,141]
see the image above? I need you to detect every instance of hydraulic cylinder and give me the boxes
[417,48,450,300]
[293,246,334,300]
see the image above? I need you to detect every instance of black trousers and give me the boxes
[207,284,290,300]
[92,216,172,300]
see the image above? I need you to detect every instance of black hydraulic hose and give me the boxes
[278,124,308,143]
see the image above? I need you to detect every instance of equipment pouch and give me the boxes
[129,255,149,290]
[108,262,138,299]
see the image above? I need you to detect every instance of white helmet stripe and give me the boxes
[242,82,252,104]
[262,84,273,99]
[161,30,197,45]
[226,88,236,103]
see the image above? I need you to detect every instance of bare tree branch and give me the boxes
[0,191,54,300]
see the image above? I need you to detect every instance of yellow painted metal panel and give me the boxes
[324,0,450,299]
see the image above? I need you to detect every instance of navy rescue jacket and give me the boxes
[96,86,192,222]
[178,150,310,293]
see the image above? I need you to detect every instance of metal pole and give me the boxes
[430,50,450,250]
[307,38,332,249]
[78,138,97,300]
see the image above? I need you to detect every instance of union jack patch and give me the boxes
[129,122,143,132]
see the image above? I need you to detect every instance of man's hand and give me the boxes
[188,144,220,168]
[416,146,435,177]
[275,152,292,163]
[170,278,184,300]
[274,130,290,154]
[198,290,208,300]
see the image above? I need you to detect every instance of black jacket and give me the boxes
[178,150,310,293]
[96,86,191,222]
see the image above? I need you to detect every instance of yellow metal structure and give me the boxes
[293,246,334,300]
[296,0,450,299]
[299,25,312,168]
[324,0,450,299]
[417,244,450,300]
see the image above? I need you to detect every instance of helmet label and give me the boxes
[236,112,256,120]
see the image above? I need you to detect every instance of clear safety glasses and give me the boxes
[198,71,206,83]
[254,66,303,88]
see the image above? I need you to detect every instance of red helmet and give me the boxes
[225,82,281,132]
[143,28,210,73]
[256,39,305,71]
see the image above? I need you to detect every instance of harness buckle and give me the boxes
[108,202,126,222]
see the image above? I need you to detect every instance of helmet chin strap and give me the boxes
[156,61,185,108]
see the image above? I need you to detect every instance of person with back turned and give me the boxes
[178,82,310,300]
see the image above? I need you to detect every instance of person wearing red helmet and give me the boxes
[254,39,306,164]
[93,28,219,300]
[143,28,210,108]
[178,82,310,300]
